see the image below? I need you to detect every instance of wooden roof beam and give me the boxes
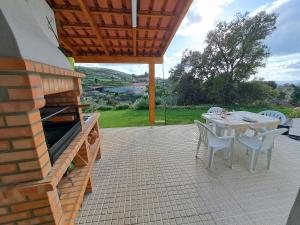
[78,51,158,55]
[77,0,109,55]
[74,44,161,50]
[61,22,169,32]
[74,55,163,64]
[51,5,174,19]
[62,34,166,42]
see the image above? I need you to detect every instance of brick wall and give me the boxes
[0,59,85,186]
[0,72,51,186]
[44,77,83,125]
[0,58,86,225]
[0,185,63,224]
[42,75,75,95]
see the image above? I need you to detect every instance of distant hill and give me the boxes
[75,66,148,92]
[76,66,134,80]
[276,80,300,86]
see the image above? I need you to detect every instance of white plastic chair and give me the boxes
[207,107,224,114]
[207,107,232,137]
[237,128,287,172]
[259,110,287,125]
[258,110,292,136]
[194,120,234,169]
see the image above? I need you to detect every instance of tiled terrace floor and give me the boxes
[77,120,300,225]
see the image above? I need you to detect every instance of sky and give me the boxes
[77,0,300,81]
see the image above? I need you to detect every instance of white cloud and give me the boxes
[160,0,236,77]
[178,0,234,49]
[76,63,148,76]
[162,51,183,72]
[250,3,271,16]
[251,0,300,81]
[258,53,300,81]
[251,0,290,16]
[266,0,290,12]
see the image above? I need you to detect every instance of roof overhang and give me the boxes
[47,0,193,64]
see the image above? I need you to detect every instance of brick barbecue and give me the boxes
[0,58,102,224]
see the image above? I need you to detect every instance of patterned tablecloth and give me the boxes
[202,111,280,133]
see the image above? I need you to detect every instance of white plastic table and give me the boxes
[202,111,280,134]
[202,111,280,167]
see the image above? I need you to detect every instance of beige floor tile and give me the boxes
[77,121,300,225]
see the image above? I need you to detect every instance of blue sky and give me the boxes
[78,0,300,81]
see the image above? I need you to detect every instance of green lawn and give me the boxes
[99,105,293,128]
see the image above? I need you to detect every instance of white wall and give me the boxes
[0,0,71,69]
[27,0,59,47]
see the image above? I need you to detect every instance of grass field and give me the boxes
[99,105,293,128]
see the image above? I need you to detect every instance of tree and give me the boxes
[110,75,114,82]
[170,50,207,105]
[277,91,287,100]
[175,74,204,105]
[204,12,278,103]
[290,84,300,106]
[170,11,278,105]
[237,80,278,104]
[266,81,277,89]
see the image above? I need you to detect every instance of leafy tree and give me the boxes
[170,11,278,104]
[175,74,203,105]
[170,51,208,104]
[111,75,115,84]
[290,84,300,106]
[204,11,278,103]
[277,91,287,100]
[237,80,278,104]
[266,81,277,89]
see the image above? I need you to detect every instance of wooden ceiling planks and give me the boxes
[47,0,192,63]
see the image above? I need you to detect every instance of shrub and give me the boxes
[133,97,148,110]
[290,85,300,106]
[115,104,130,110]
[251,100,272,108]
[106,97,118,106]
[81,96,97,113]
[155,97,162,105]
[236,81,278,104]
[97,105,113,111]
[164,96,178,106]
[288,108,300,118]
